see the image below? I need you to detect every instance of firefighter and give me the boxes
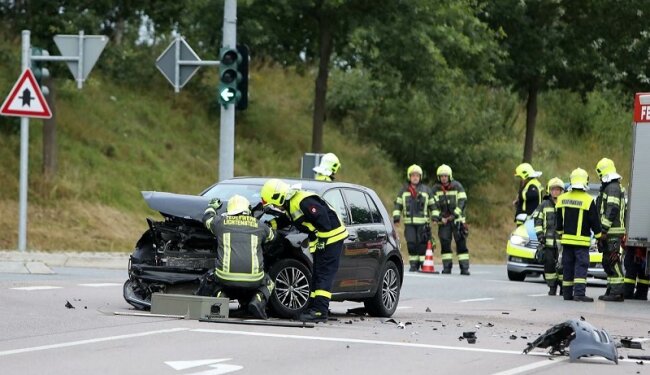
[431,164,470,275]
[260,178,348,323]
[532,177,564,295]
[313,153,341,181]
[556,168,603,302]
[623,247,649,300]
[393,164,436,272]
[513,163,543,225]
[196,195,275,320]
[595,158,627,302]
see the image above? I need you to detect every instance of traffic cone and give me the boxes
[420,241,438,274]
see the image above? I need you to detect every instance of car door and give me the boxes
[341,188,385,292]
[321,189,357,293]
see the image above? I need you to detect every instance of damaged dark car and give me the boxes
[123,177,404,318]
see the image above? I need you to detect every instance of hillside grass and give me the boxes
[0,38,633,264]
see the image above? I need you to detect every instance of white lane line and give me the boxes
[78,283,122,287]
[192,328,524,355]
[404,273,441,279]
[457,298,495,303]
[528,293,549,297]
[396,306,412,310]
[0,328,188,357]
[10,286,62,291]
[491,357,568,375]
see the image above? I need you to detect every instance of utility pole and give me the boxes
[219,0,237,181]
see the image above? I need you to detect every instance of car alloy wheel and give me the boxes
[381,267,399,311]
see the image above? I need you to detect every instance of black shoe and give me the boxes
[599,294,624,302]
[298,309,327,323]
[548,286,558,296]
[460,269,470,276]
[573,295,594,302]
[408,262,418,272]
[247,294,268,320]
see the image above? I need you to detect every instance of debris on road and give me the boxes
[65,300,75,309]
[629,355,650,360]
[523,319,618,364]
[502,312,510,315]
[510,335,517,340]
[425,307,431,312]
[621,338,643,349]
[346,307,367,316]
[463,332,476,339]
[384,318,412,329]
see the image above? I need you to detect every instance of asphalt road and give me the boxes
[0,265,648,375]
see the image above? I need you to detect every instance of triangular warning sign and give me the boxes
[0,68,52,119]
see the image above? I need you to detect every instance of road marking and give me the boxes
[528,293,549,297]
[491,357,568,375]
[165,358,243,375]
[10,286,62,291]
[457,298,495,303]
[78,283,122,287]
[396,306,412,310]
[192,328,525,355]
[404,273,441,279]
[0,328,188,357]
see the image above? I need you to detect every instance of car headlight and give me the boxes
[510,235,529,246]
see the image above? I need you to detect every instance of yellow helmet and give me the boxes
[595,158,616,179]
[407,164,423,179]
[260,178,290,207]
[436,164,453,181]
[226,194,251,216]
[313,153,341,176]
[514,163,541,180]
[546,177,565,193]
[570,168,589,190]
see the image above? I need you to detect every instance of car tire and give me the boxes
[268,258,312,319]
[364,261,400,317]
[507,270,526,282]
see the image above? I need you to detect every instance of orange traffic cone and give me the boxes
[420,241,438,274]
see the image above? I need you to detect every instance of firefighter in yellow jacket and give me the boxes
[260,178,348,323]
[514,163,543,225]
[393,164,436,272]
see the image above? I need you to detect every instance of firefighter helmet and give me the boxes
[547,177,565,194]
[226,194,251,216]
[261,179,290,207]
[595,158,616,180]
[436,164,453,181]
[407,164,423,179]
[313,153,341,176]
[514,163,542,179]
[570,168,589,190]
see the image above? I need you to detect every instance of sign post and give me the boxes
[0,29,107,251]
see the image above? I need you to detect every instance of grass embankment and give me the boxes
[0,37,633,263]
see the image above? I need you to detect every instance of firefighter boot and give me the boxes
[563,286,573,301]
[597,286,611,301]
[459,260,470,276]
[573,295,594,302]
[442,262,452,274]
[548,281,558,296]
[247,293,268,320]
[634,284,649,300]
[409,261,418,272]
[298,308,328,323]
[624,283,636,299]
[601,284,624,302]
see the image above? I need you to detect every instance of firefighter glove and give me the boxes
[316,238,327,251]
[208,198,222,210]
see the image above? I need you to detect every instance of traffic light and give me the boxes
[235,44,249,111]
[218,47,242,108]
[31,47,50,96]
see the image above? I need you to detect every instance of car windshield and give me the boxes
[202,183,264,205]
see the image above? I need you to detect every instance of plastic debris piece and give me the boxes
[65,301,75,309]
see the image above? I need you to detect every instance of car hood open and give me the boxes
[142,191,211,221]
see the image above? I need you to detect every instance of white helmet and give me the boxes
[313,153,341,177]
[226,195,251,216]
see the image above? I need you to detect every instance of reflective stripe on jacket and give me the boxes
[596,180,626,235]
[393,183,435,225]
[289,190,348,245]
[556,190,602,247]
[533,197,558,247]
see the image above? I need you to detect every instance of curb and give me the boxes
[0,250,129,273]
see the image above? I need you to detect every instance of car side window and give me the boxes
[365,193,383,224]
[323,189,350,225]
[343,189,372,225]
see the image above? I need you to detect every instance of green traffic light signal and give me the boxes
[218,47,242,107]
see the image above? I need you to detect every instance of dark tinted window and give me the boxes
[366,194,383,223]
[323,189,350,225]
[343,189,372,225]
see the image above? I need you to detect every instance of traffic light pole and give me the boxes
[219,0,237,181]
[18,30,31,252]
